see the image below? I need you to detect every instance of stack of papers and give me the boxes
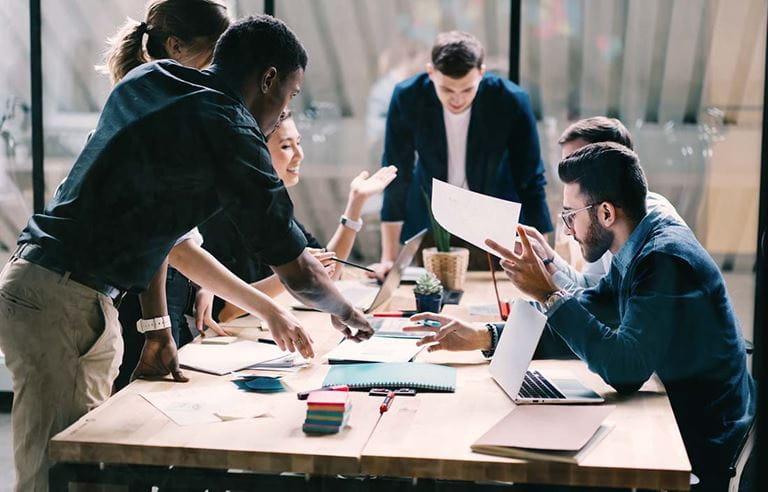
[302,390,351,434]
[247,352,309,372]
[324,336,423,364]
[370,317,432,339]
[179,340,291,375]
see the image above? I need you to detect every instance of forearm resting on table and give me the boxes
[168,241,282,320]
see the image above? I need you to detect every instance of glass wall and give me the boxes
[0,1,32,259]
[279,0,511,263]
[521,0,765,350]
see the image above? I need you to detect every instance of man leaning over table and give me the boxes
[0,15,372,492]
[407,142,755,491]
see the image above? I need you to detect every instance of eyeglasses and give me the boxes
[560,204,595,231]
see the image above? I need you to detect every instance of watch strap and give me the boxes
[136,315,172,333]
[340,214,363,232]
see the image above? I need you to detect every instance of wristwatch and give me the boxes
[340,214,363,232]
[542,290,568,313]
[136,315,172,333]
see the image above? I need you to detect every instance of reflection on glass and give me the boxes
[522,0,764,347]
[280,0,511,260]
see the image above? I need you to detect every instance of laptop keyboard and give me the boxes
[518,370,567,400]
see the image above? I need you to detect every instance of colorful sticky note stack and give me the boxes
[302,390,351,434]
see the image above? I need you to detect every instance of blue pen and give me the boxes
[419,320,442,328]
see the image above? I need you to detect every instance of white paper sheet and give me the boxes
[431,179,521,256]
[140,387,270,426]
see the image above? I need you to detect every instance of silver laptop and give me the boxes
[489,299,604,404]
[293,229,427,313]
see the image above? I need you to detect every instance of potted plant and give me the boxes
[413,271,444,313]
[421,190,469,290]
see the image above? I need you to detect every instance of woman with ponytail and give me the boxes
[98,0,229,83]
[95,0,231,390]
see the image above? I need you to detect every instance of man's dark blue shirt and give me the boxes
[546,208,756,477]
[380,72,553,241]
[18,60,307,292]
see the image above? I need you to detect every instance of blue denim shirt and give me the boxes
[547,208,755,476]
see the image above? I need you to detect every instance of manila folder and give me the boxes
[472,404,615,464]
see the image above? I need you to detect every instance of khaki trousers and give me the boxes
[0,258,123,492]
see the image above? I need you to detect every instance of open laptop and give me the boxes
[489,299,604,404]
[293,229,427,314]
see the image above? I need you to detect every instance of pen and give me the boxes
[372,311,418,318]
[296,384,349,400]
[379,390,395,415]
[330,257,376,273]
[257,338,277,345]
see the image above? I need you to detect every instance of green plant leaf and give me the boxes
[421,187,451,252]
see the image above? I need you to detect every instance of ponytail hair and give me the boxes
[96,18,149,85]
[96,0,229,85]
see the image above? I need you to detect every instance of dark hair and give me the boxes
[266,110,294,142]
[431,31,484,77]
[97,0,230,84]
[558,116,634,150]
[213,15,308,80]
[558,142,648,224]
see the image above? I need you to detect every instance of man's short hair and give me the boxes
[213,15,307,80]
[431,31,484,78]
[558,117,634,150]
[558,142,647,224]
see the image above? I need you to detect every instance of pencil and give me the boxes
[330,257,375,273]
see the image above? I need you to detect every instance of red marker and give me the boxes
[379,390,396,415]
[296,384,349,400]
[372,311,418,318]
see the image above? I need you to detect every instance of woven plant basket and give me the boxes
[422,247,469,290]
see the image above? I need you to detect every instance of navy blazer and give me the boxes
[380,72,553,241]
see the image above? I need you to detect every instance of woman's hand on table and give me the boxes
[193,288,232,337]
[264,305,315,359]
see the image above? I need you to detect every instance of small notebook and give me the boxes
[471,405,615,464]
[322,362,456,392]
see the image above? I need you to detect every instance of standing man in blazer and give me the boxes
[375,31,552,274]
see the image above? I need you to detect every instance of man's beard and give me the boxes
[578,214,614,263]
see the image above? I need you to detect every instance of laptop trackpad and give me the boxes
[551,378,603,400]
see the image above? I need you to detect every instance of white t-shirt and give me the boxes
[443,107,472,189]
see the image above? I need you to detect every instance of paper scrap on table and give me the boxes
[140,387,270,426]
[431,178,521,257]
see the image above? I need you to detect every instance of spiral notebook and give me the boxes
[322,362,456,392]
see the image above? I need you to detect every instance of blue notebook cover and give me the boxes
[322,362,456,392]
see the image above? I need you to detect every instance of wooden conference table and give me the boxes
[48,272,691,490]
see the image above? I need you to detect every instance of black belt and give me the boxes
[12,243,126,307]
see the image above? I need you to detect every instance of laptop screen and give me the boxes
[489,299,548,400]
[368,229,427,311]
